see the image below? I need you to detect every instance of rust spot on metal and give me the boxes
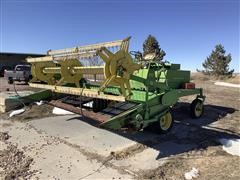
[49,100,110,123]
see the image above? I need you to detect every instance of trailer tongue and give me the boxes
[27,37,205,133]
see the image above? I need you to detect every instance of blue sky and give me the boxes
[1,0,239,71]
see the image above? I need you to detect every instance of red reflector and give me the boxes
[183,83,195,89]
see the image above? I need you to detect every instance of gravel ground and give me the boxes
[0,78,33,93]
[0,132,37,179]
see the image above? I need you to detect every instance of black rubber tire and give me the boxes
[8,78,13,84]
[146,111,174,134]
[28,75,33,82]
[190,99,204,118]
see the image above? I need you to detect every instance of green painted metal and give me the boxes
[100,104,143,130]
[21,90,52,102]
[8,90,52,101]
[100,61,205,130]
[27,36,205,131]
[31,61,203,131]
[8,90,52,107]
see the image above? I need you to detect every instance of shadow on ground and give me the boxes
[67,102,239,160]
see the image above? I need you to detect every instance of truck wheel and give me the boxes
[147,111,173,134]
[190,99,204,118]
[26,75,33,83]
[8,78,13,84]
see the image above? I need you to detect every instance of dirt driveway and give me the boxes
[0,77,31,93]
[0,76,239,179]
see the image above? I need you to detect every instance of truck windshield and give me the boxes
[16,66,30,71]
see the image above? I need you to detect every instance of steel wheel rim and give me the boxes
[160,112,172,131]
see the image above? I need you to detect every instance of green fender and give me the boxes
[161,90,179,106]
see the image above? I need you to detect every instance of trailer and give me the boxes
[26,37,205,133]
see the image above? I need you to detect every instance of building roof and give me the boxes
[0,52,45,56]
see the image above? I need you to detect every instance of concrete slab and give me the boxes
[30,143,132,179]
[28,115,138,156]
[24,115,198,173]
[0,119,132,179]
[0,119,57,152]
[0,111,199,177]
[0,141,8,150]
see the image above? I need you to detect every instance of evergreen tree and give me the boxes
[202,44,234,77]
[143,35,166,60]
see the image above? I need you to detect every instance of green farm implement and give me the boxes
[27,37,205,133]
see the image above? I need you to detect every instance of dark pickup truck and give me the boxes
[4,65,32,84]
